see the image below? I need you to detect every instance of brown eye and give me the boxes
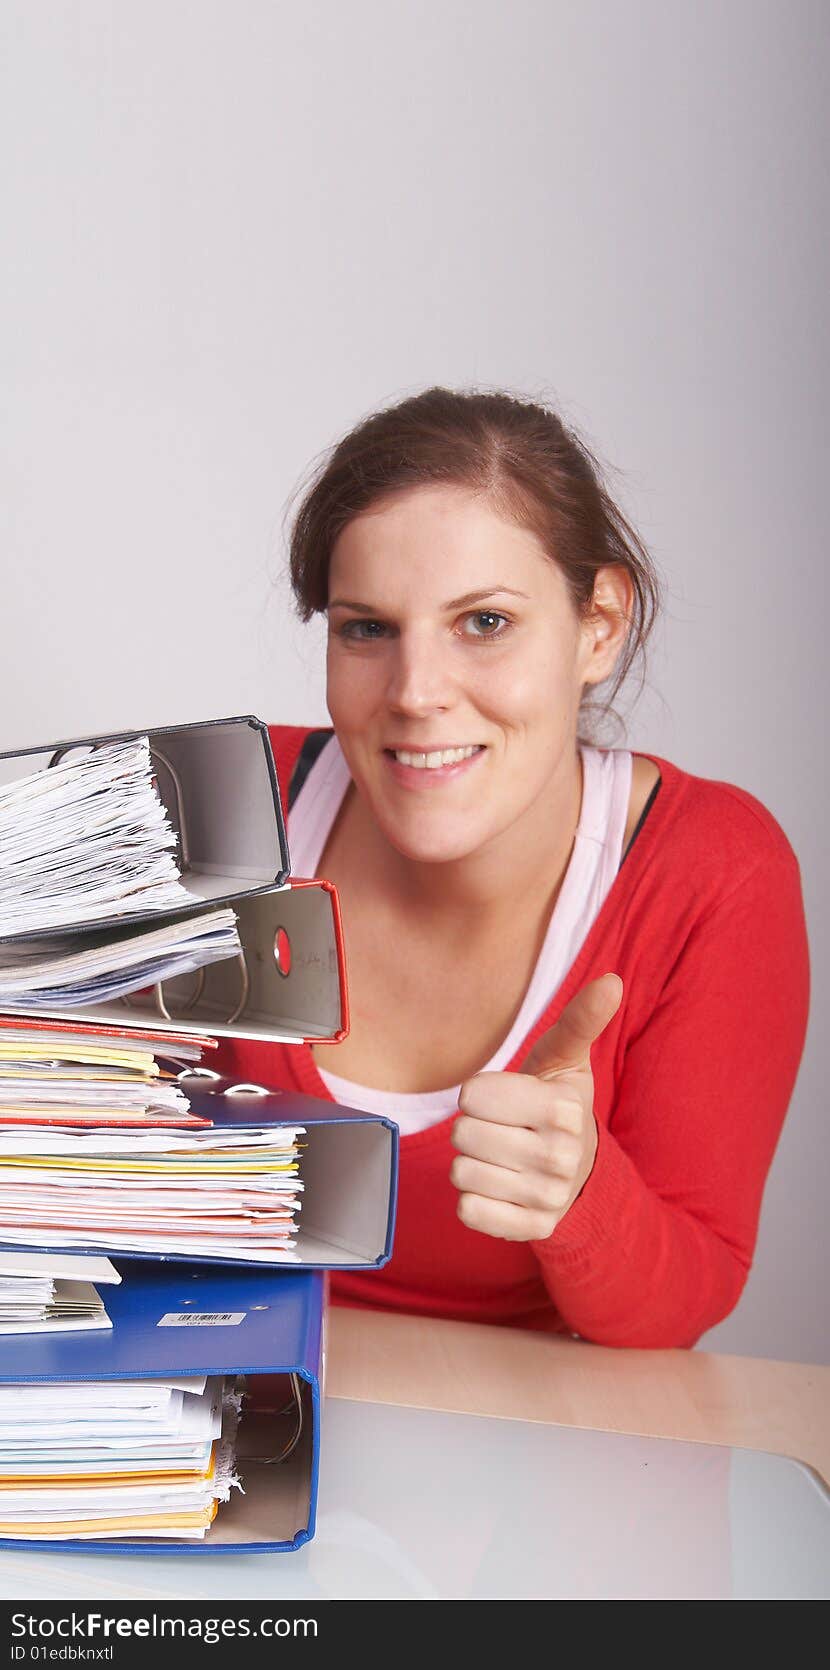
[461,611,510,638]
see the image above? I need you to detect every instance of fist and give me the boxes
[450,973,623,1242]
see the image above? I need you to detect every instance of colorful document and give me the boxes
[0,1375,240,1540]
[0,1016,217,1127]
[0,1122,304,1262]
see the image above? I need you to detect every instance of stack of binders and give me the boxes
[0,716,398,1552]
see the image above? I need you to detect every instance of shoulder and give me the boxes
[267,724,321,807]
[598,753,807,1005]
[641,753,804,917]
[593,755,810,1064]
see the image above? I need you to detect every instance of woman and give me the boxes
[218,388,809,1348]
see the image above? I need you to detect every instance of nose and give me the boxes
[385,627,454,717]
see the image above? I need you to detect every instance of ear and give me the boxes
[578,565,633,687]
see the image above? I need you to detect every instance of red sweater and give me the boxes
[215,726,810,1349]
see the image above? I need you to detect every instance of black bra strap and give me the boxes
[619,776,662,868]
[288,728,335,811]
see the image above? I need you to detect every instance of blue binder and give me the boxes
[0,1262,325,1554]
[0,1083,399,1271]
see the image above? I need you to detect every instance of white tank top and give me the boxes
[288,737,632,1134]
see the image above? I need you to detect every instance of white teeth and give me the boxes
[393,746,480,769]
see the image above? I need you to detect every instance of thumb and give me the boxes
[519,973,623,1079]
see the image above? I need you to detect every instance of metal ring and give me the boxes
[152,966,206,1022]
[155,949,249,1028]
[224,1082,268,1097]
[223,950,250,1026]
[47,742,95,769]
[176,1066,222,1084]
[243,1373,304,1465]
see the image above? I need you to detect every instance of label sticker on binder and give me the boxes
[158,1312,246,1326]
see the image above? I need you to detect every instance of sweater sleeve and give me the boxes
[530,841,810,1348]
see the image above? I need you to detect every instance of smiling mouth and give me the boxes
[384,745,485,771]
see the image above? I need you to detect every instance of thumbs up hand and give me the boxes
[450,974,623,1242]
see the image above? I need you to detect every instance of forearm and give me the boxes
[530,840,810,1349]
[531,1122,748,1348]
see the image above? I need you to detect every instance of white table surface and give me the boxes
[1,1397,827,1601]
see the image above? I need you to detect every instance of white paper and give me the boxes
[0,1126,303,1155]
[0,1379,223,1443]
[0,738,193,936]
[0,1251,120,1281]
[0,1279,113,1334]
[0,907,242,1009]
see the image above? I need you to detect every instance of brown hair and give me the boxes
[288,387,661,735]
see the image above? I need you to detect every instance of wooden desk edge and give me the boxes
[327,1306,830,1488]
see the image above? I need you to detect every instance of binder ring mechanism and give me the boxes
[174,1069,269,1097]
[151,951,251,1027]
[233,1372,304,1466]
[54,740,256,1029]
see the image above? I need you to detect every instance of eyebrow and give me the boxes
[327,587,531,613]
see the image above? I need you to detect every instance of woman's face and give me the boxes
[326,483,610,866]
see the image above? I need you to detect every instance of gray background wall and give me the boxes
[1,0,826,1361]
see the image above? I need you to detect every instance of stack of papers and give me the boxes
[0,1016,306,1265]
[0,1375,241,1540]
[0,1251,120,1335]
[0,1015,218,1128]
[0,1123,304,1262]
[0,736,193,936]
[0,734,244,1010]
[0,908,242,1011]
